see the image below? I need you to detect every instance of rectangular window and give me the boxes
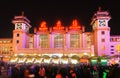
[16,40,19,43]
[54,34,64,48]
[101,38,105,42]
[2,46,9,54]
[29,36,33,48]
[0,41,2,43]
[110,45,114,47]
[111,52,114,54]
[111,49,114,51]
[17,33,20,37]
[101,31,105,35]
[70,33,80,48]
[39,34,49,48]
[117,38,120,42]
[86,34,91,48]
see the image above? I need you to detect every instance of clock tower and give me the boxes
[91,7,111,56]
[12,12,31,52]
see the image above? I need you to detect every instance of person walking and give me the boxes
[38,66,46,78]
[11,64,21,78]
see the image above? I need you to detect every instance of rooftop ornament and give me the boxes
[53,20,64,30]
[69,19,81,30]
[98,6,102,12]
[39,21,48,31]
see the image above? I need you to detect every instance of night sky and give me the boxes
[0,0,120,38]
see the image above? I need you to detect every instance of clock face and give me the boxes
[16,23,22,29]
[99,19,106,26]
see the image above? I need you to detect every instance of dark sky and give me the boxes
[0,0,120,38]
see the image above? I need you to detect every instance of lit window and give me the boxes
[7,40,11,43]
[70,33,80,48]
[29,37,33,48]
[39,34,49,48]
[117,38,120,42]
[3,41,6,43]
[54,33,64,48]
[116,44,120,52]
[86,34,91,48]
[0,41,2,43]
[2,46,9,54]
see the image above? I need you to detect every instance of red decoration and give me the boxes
[69,19,81,30]
[53,20,64,30]
[39,21,48,31]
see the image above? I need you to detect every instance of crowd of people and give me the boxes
[0,61,120,78]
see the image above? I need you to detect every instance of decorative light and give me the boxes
[52,59,59,64]
[14,54,17,56]
[62,60,68,64]
[53,20,64,30]
[34,58,43,63]
[61,58,68,64]
[33,53,37,55]
[18,58,26,63]
[44,58,51,63]
[101,59,107,62]
[38,54,41,56]
[83,52,87,55]
[52,54,63,57]
[10,57,18,63]
[91,54,94,56]
[39,21,48,31]
[71,59,78,64]
[26,58,35,63]
[19,53,24,56]
[69,19,81,30]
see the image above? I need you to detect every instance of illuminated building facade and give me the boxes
[0,8,120,63]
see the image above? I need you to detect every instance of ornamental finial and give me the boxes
[98,6,102,11]
[22,11,24,16]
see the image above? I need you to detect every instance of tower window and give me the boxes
[16,40,19,43]
[101,31,105,35]
[17,33,20,37]
[110,45,114,47]
[111,49,114,51]
[101,38,105,42]
[111,52,114,54]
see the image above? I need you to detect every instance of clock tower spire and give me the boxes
[12,12,32,53]
[91,7,111,56]
[21,11,24,16]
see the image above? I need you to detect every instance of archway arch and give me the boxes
[42,55,51,63]
[70,55,80,64]
[80,55,90,64]
[51,55,59,64]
